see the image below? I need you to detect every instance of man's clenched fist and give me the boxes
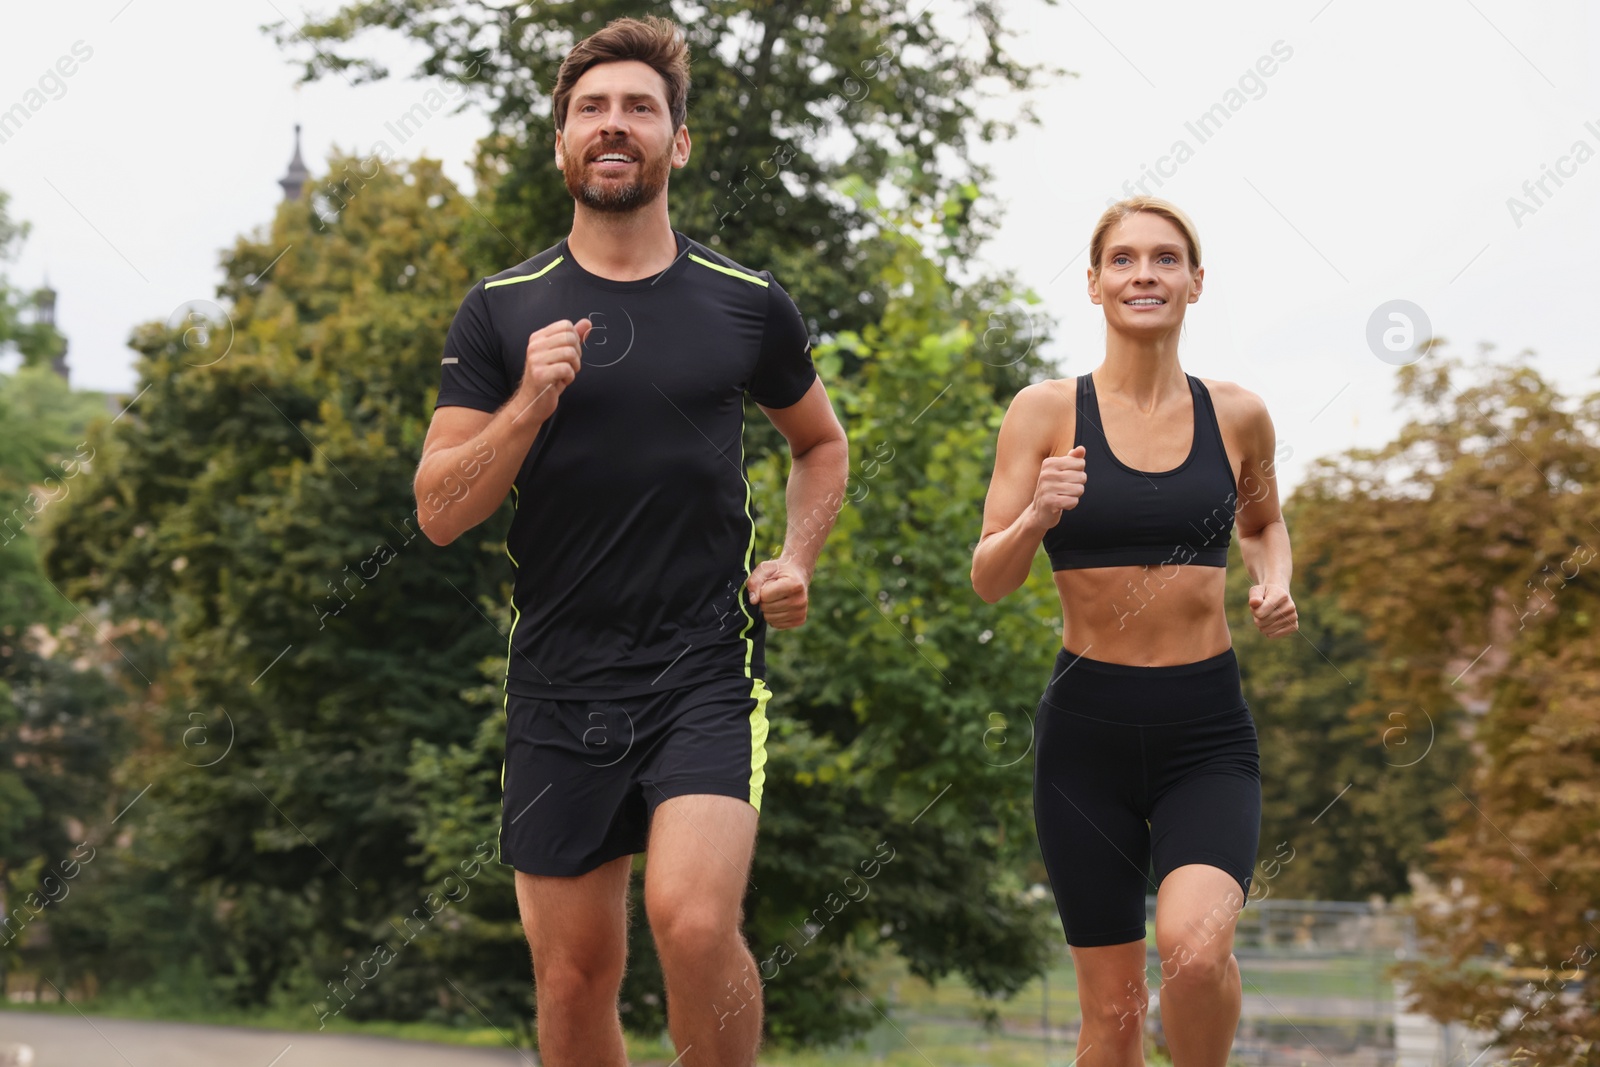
[513,318,591,425]
[747,558,809,630]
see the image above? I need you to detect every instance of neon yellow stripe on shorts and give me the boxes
[749,678,772,812]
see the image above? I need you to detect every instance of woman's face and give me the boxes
[1088,212,1203,336]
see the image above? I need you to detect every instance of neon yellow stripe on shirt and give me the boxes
[485,256,565,289]
[688,254,769,288]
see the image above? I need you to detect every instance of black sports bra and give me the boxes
[1042,373,1236,570]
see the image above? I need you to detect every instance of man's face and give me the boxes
[555,60,690,213]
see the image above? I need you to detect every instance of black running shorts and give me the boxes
[500,674,773,877]
[1032,646,1261,947]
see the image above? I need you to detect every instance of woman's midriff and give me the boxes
[1053,564,1232,666]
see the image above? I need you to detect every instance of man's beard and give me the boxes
[561,139,672,214]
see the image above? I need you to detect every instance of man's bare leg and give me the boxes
[644,793,761,1067]
[515,854,633,1066]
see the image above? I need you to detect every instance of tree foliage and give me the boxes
[42,156,506,1012]
[1229,537,1472,902]
[0,190,66,372]
[1296,347,1600,1065]
[0,357,128,992]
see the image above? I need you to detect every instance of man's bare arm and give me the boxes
[416,318,589,545]
[744,378,848,630]
[760,378,849,581]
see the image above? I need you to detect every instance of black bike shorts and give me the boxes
[1032,646,1261,947]
[500,674,772,877]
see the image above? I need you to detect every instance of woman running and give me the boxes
[971,196,1298,1067]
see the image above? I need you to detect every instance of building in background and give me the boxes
[33,276,68,385]
[279,123,310,202]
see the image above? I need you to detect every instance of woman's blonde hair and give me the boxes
[1089,197,1202,279]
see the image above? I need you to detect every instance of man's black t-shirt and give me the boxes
[434,232,816,699]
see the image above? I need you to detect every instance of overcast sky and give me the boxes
[3,1,1596,493]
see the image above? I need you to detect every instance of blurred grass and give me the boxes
[1,936,1389,1065]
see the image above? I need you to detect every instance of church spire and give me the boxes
[279,123,311,201]
[35,275,69,384]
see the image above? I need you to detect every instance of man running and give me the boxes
[414,16,848,1067]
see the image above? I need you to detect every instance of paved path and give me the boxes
[0,1013,533,1067]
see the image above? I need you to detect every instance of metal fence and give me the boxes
[1219,897,1407,1067]
[1162,897,1484,1067]
[998,902,1484,1067]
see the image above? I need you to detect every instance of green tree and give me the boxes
[0,297,128,992]
[1296,348,1600,1065]
[42,155,503,1010]
[0,367,105,624]
[0,189,67,371]
[0,627,131,996]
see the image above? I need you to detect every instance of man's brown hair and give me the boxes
[551,16,691,132]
